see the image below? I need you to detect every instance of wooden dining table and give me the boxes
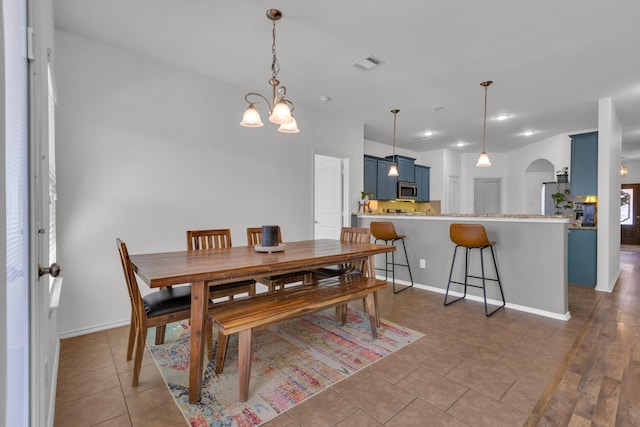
[129,238,395,403]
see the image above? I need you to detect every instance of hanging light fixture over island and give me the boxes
[476,80,493,167]
[240,9,300,133]
[388,109,400,177]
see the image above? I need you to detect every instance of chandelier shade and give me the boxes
[278,116,300,133]
[240,9,299,133]
[621,157,628,176]
[240,104,264,127]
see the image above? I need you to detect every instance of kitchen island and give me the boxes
[356,213,572,320]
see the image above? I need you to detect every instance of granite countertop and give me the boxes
[356,212,573,219]
[355,212,573,224]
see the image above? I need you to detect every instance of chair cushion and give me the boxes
[143,286,192,318]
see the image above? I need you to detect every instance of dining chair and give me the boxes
[310,227,372,279]
[309,227,379,325]
[247,227,311,291]
[116,238,213,387]
[186,229,257,300]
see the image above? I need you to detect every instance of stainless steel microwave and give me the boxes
[398,181,417,200]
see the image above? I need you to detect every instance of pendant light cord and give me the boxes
[482,85,487,152]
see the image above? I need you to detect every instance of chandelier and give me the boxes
[240,9,299,133]
[476,81,493,167]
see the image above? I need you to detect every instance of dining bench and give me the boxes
[209,274,388,402]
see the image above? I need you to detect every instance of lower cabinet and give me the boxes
[568,228,596,286]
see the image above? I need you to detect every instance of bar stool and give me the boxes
[443,223,505,317]
[370,221,414,294]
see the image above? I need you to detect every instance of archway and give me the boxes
[524,159,555,214]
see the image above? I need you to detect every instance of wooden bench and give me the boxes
[209,274,388,402]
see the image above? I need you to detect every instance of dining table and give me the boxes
[129,238,395,403]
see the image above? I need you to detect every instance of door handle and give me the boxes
[39,262,61,278]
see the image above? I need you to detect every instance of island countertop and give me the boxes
[356,214,571,320]
[356,212,572,223]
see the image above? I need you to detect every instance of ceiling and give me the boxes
[53,1,640,158]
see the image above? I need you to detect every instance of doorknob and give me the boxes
[39,262,61,278]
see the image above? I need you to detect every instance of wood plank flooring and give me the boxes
[54,250,640,426]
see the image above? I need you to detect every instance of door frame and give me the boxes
[312,151,350,239]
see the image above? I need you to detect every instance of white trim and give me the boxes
[58,319,130,339]
[46,339,60,427]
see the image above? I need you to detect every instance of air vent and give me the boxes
[351,55,383,71]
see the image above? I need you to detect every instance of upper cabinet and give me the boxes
[385,155,416,182]
[414,165,430,202]
[364,155,378,198]
[363,155,429,202]
[376,158,398,200]
[570,131,598,196]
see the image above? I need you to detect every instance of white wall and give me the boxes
[55,30,364,335]
[597,98,622,292]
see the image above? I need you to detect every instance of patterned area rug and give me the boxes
[147,308,423,426]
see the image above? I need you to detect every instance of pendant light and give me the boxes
[476,81,493,167]
[388,109,400,177]
[621,157,628,177]
[240,9,300,133]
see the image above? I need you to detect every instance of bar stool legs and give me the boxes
[444,223,506,317]
[370,222,414,294]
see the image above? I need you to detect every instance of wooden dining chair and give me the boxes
[308,227,379,324]
[247,227,311,291]
[311,227,372,279]
[116,238,213,387]
[186,229,257,300]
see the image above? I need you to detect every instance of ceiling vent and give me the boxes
[351,55,383,71]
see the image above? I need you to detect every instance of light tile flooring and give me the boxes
[55,251,640,426]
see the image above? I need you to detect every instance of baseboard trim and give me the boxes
[59,319,129,339]
[378,276,571,321]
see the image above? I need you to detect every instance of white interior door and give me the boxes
[474,178,502,214]
[448,175,460,214]
[314,154,344,239]
[28,5,62,426]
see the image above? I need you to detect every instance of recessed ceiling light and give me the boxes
[454,142,466,147]
[493,114,511,121]
[521,130,536,136]
[420,130,434,138]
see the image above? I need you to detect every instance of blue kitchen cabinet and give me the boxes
[376,158,398,200]
[364,155,378,199]
[386,155,416,183]
[570,132,598,197]
[414,165,430,202]
[568,228,597,286]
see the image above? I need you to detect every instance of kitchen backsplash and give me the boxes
[362,199,441,214]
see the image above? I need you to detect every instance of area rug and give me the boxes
[147,308,423,426]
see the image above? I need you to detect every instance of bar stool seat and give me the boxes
[443,223,505,316]
[370,221,414,294]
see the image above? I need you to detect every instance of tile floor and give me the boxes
[54,251,640,426]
